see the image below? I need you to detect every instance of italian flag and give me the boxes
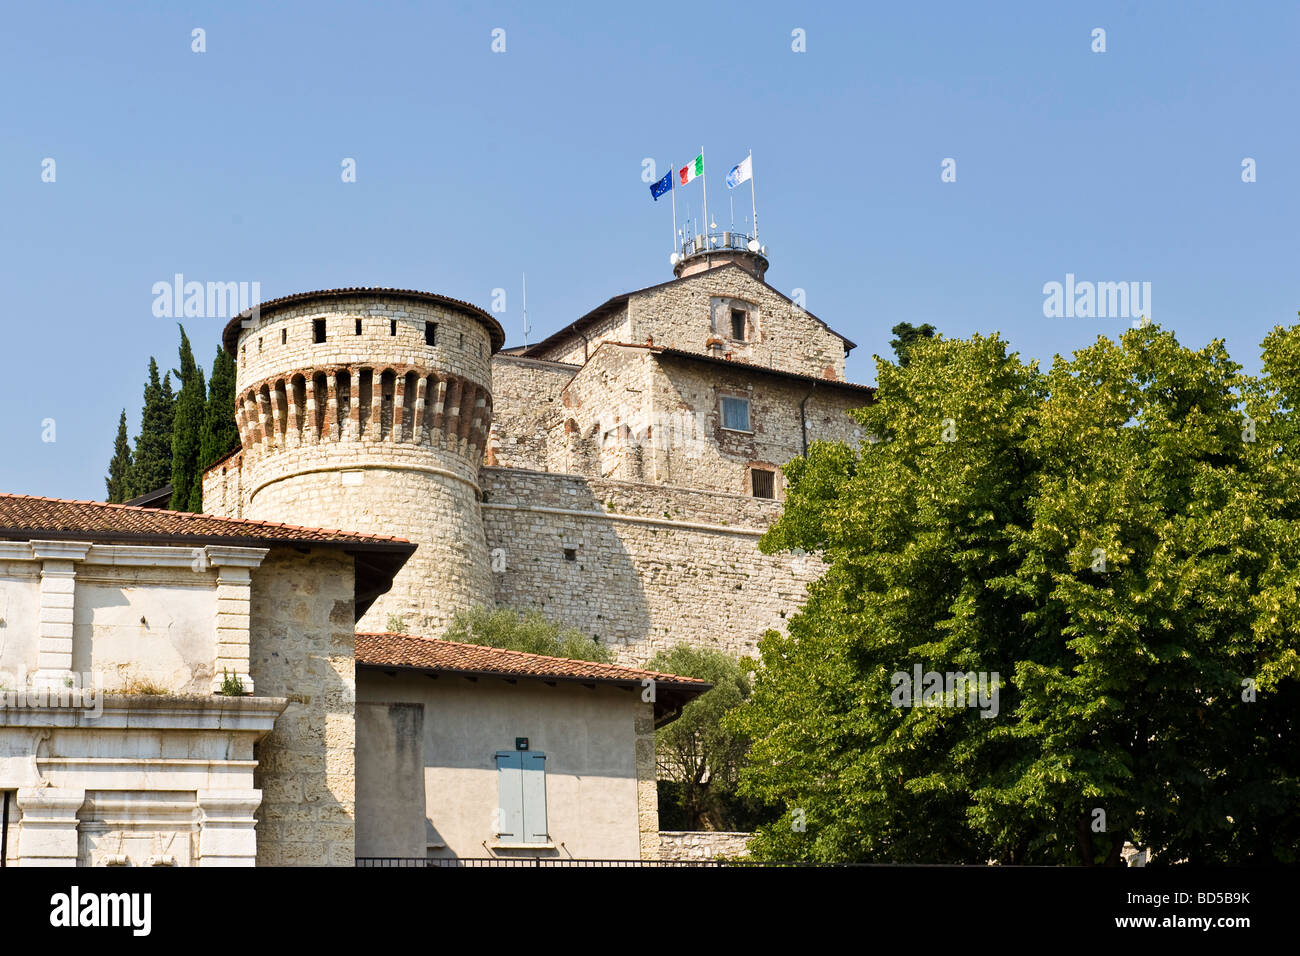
[679,154,703,186]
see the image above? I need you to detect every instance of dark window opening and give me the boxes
[752,468,775,499]
[258,337,263,351]
[731,308,747,340]
[355,319,363,335]
[459,332,464,347]
[563,548,577,561]
[313,319,326,343]
[390,319,397,336]
[425,322,437,346]
[280,328,287,345]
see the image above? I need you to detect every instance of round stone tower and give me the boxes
[221,288,505,634]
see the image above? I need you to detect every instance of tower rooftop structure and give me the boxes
[671,229,769,282]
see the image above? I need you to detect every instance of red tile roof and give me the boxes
[356,632,711,693]
[0,493,414,549]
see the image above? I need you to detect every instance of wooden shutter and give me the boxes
[495,752,523,842]
[521,752,548,844]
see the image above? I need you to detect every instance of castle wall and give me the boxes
[537,307,632,366]
[487,355,576,470]
[248,547,357,866]
[480,467,823,665]
[626,267,848,380]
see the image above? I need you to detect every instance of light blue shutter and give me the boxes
[495,752,523,841]
[521,752,548,844]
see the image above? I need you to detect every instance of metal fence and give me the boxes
[356,857,839,868]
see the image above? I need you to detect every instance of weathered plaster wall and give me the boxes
[355,669,653,860]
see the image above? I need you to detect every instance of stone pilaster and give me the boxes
[16,787,85,866]
[32,541,91,688]
[196,789,262,866]
[208,546,269,694]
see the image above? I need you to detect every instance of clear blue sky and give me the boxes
[3,1,1297,500]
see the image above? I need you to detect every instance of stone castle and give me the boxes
[202,234,875,665]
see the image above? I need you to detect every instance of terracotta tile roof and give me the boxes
[356,633,712,699]
[0,493,414,549]
[222,287,506,355]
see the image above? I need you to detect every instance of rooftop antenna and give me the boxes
[521,272,530,348]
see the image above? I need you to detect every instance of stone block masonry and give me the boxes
[248,548,357,866]
[481,467,823,665]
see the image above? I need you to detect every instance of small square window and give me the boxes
[751,468,776,499]
[313,319,326,343]
[563,548,577,561]
[355,319,363,335]
[425,322,437,346]
[721,396,750,432]
[731,308,747,340]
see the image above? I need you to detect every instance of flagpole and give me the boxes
[749,149,758,241]
[701,145,710,245]
[670,162,678,256]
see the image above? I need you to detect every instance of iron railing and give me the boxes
[356,857,842,868]
[677,231,765,259]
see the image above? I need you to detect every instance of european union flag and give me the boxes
[649,171,673,201]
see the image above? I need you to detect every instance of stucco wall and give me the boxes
[355,669,653,860]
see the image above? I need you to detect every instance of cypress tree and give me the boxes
[199,346,240,476]
[127,358,175,500]
[169,325,207,512]
[104,410,134,503]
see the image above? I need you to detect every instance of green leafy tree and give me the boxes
[169,325,207,512]
[104,410,134,503]
[733,325,1300,865]
[646,646,764,832]
[888,321,937,367]
[445,606,613,663]
[127,358,175,500]
[200,345,240,473]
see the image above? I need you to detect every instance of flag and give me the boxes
[649,171,673,201]
[679,154,703,186]
[726,154,752,189]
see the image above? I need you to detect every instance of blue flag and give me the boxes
[649,171,673,201]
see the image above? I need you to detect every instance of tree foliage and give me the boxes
[200,345,239,474]
[646,646,763,831]
[105,410,134,503]
[733,324,1300,865]
[889,321,938,367]
[445,606,614,663]
[125,358,175,500]
[170,325,207,512]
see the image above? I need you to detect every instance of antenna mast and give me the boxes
[522,273,529,348]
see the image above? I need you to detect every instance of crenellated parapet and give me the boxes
[234,365,492,463]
